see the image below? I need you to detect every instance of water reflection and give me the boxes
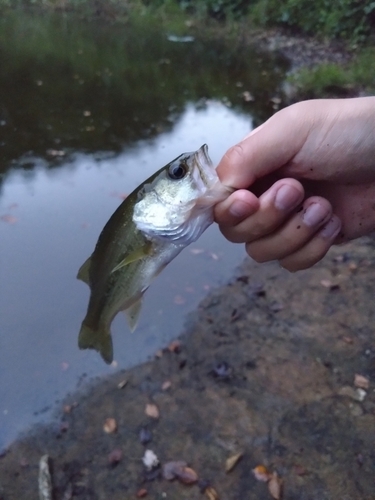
[0,11,288,448]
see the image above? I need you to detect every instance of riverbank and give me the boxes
[1,238,375,499]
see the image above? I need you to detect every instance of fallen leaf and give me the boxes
[354,374,369,390]
[210,252,219,260]
[205,486,220,499]
[162,380,172,391]
[178,467,198,484]
[136,489,148,498]
[252,465,271,482]
[225,452,243,472]
[268,472,283,499]
[0,214,18,224]
[117,379,128,389]
[145,403,159,419]
[162,461,198,483]
[103,418,117,433]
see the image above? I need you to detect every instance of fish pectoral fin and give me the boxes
[124,298,143,332]
[78,321,113,364]
[111,242,153,274]
[77,256,92,285]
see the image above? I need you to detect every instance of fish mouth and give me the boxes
[194,144,215,188]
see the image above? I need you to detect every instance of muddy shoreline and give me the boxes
[1,239,375,499]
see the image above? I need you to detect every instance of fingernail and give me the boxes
[303,203,330,227]
[229,200,252,219]
[320,216,341,238]
[274,185,302,210]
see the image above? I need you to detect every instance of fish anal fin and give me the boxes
[78,322,113,364]
[124,298,143,332]
[77,256,92,285]
[111,241,152,274]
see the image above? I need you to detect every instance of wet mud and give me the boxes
[1,238,375,500]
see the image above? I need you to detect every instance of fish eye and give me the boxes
[168,162,187,180]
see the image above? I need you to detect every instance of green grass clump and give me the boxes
[288,47,375,98]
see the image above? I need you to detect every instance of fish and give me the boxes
[77,144,230,363]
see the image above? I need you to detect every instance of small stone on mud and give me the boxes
[162,461,198,484]
[163,461,187,480]
[139,427,152,445]
[145,403,159,419]
[103,418,117,434]
[338,386,360,401]
[143,450,159,471]
[212,362,232,379]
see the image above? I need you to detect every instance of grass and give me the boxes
[287,48,375,99]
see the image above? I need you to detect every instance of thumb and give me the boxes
[216,101,315,189]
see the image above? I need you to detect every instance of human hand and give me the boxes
[214,97,375,271]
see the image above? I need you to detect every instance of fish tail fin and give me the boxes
[78,322,113,364]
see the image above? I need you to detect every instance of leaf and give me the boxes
[205,486,220,500]
[177,466,198,484]
[103,418,117,433]
[0,214,18,224]
[354,374,369,389]
[145,403,159,419]
[268,472,283,500]
[225,452,243,472]
[117,379,128,389]
[252,464,271,482]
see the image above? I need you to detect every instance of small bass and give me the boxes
[77,144,229,363]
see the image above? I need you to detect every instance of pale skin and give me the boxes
[214,97,375,271]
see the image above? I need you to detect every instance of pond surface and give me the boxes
[0,11,288,449]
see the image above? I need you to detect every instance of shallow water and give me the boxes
[0,10,288,448]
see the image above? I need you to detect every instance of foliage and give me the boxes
[249,0,375,44]
[287,48,375,98]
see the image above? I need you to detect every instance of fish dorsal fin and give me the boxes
[111,241,152,274]
[124,298,143,332]
[77,256,92,285]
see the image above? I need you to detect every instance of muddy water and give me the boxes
[0,11,289,448]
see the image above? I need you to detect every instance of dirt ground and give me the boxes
[1,238,375,500]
